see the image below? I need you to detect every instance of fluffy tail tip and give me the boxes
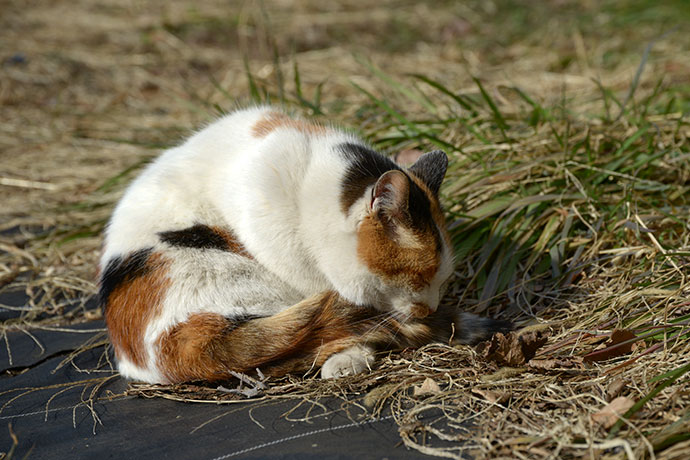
[454,312,514,345]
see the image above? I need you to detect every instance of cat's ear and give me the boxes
[408,150,448,195]
[371,170,410,220]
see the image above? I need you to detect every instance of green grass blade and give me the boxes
[243,56,261,102]
[608,362,690,437]
[351,81,455,151]
[473,77,509,138]
[96,157,153,193]
[355,54,436,113]
[412,74,476,113]
[593,126,648,185]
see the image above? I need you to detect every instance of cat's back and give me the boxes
[100,107,272,261]
[101,106,357,294]
[111,105,345,207]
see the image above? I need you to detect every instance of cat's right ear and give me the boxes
[408,150,448,196]
[371,170,410,222]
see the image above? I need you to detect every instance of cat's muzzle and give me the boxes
[410,302,431,318]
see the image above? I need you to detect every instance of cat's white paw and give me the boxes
[321,345,375,379]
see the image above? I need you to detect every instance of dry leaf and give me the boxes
[477,331,549,366]
[591,396,635,428]
[363,383,397,408]
[528,358,558,370]
[471,388,510,404]
[611,329,637,346]
[584,329,637,362]
[413,377,442,397]
[606,378,627,401]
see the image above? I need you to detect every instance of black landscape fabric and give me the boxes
[0,291,430,459]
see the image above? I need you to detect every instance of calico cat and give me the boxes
[99,106,509,384]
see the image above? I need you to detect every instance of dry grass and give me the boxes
[2,0,689,458]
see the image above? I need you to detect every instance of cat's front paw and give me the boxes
[321,345,375,379]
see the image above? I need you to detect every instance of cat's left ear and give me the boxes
[408,150,448,195]
[371,170,409,219]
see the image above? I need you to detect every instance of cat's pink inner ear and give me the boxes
[372,170,410,216]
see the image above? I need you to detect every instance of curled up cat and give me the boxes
[99,106,510,384]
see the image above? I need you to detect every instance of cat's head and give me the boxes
[357,150,454,319]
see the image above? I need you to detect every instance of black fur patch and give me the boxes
[406,175,435,233]
[339,142,400,213]
[339,142,439,240]
[408,150,448,195]
[223,313,264,333]
[159,224,229,251]
[454,313,514,345]
[99,248,153,309]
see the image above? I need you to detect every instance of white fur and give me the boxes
[102,106,454,382]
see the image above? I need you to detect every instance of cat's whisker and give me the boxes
[361,311,400,339]
[346,311,390,333]
[384,310,414,344]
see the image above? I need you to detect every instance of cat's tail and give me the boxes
[396,307,513,347]
[155,291,387,383]
[451,312,514,345]
[154,295,512,384]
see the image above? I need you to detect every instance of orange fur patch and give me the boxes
[105,252,170,367]
[155,292,394,383]
[251,111,327,138]
[155,295,470,383]
[211,226,253,258]
[157,312,231,382]
[357,213,440,291]
[357,169,450,291]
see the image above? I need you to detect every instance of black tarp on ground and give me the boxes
[0,291,432,459]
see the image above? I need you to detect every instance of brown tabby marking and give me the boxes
[252,111,327,138]
[156,292,368,382]
[106,252,170,366]
[156,292,456,382]
[411,302,431,319]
